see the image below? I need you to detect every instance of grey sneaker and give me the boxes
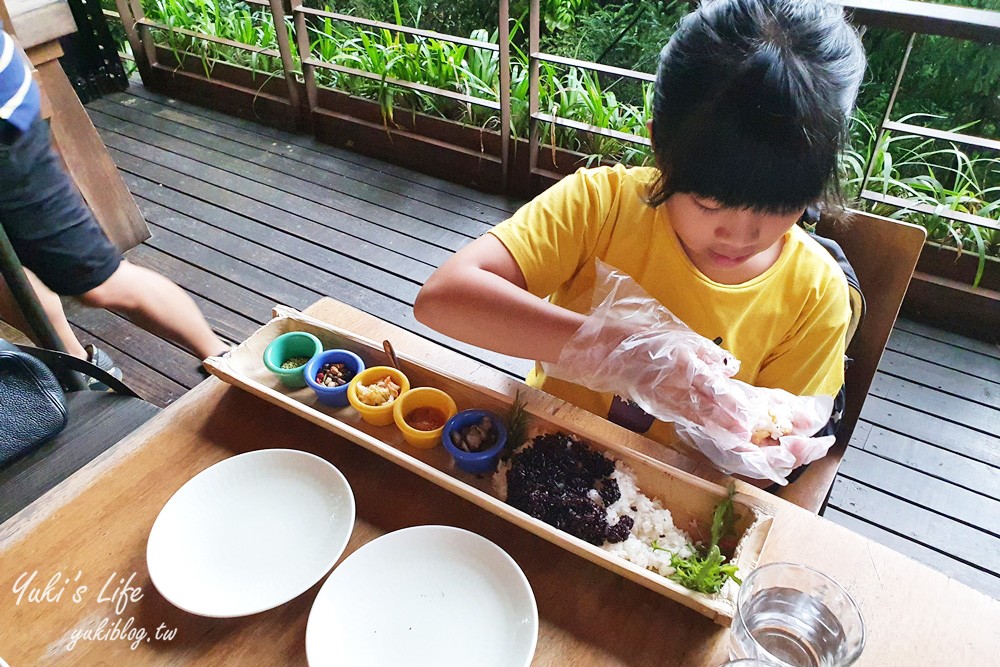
[85,344,123,391]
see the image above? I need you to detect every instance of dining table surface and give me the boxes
[2,297,999,666]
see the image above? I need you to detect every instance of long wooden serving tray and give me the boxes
[205,307,776,625]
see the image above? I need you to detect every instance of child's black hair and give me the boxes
[648,0,866,216]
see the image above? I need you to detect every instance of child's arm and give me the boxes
[414,233,588,363]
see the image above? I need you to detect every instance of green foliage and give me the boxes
[655,484,742,595]
[102,0,1000,272]
[539,1,689,73]
[305,15,501,126]
[140,0,291,80]
[843,112,1000,286]
[312,0,497,37]
[540,0,593,33]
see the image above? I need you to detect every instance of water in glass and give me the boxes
[733,586,850,667]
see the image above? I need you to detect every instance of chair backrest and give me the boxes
[777,210,927,512]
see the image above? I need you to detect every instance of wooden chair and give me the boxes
[777,210,927,512]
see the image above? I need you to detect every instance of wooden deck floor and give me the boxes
[57,85,1000,600]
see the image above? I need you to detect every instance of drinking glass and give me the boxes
[730,562,865,667]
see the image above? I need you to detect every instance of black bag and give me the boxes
[0,339,138,466]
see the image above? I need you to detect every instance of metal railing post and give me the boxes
[292,3,318,115]
[0,226,88,391]
[124,0,158,81]
[859,32,916,197]
[527,0,540,179]
[114,0,152,82]
[498,0,511,191]
[267,0,302,120]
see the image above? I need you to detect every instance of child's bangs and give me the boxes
[660,117,834,215]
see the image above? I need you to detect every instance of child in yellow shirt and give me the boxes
[415,0,865,481]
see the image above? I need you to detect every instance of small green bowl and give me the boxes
[263,331,323,388]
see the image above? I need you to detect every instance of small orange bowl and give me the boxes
[347,366,410,426]
[392,387,457,449]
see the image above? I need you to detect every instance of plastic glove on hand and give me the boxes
[543,262,739,402]
[542,260,835,484]
[676,384,836,484]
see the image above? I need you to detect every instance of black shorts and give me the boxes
[0,117,121,296]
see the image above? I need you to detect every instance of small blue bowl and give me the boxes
[442,410,507,474]
[304,349,365,407]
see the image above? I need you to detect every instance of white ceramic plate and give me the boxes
[306,525,538,667]
[147,449,355,617]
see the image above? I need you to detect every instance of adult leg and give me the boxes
[1,116,225,361]
[0,268,87,358]
[79,260,227,359]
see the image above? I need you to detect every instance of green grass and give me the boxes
[102,0,1000,279]
[843,112,1000,285]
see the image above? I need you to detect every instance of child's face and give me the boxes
[665,193,802,283]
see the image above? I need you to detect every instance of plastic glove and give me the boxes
[543,261,835,484]
[543,260,740,408]
[675,379,835,483]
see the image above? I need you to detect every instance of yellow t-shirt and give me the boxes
[489,164,850,443]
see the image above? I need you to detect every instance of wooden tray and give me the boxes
[205,307,776,625]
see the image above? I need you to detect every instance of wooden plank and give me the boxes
[878,349,1000,408]
[827,476,1000,574]
[0,392,159,523]
[0,320,30,344]
[838,447,1000,536]
[6,0,76,50]
[89,103,495,240]
[895,318,1000,361]
[97,133,456,268]
[92,95,510,228]
[887,328,1000,385]
[854,422,1000,500]
[68,323,186,406]
[61,300,204,389]
[123,173,425,303]
[34,61,149,252]
[124,245,278,328]
[903,271,1000,345]
[869,373,1000,435]
[90,112,475,253]
[144,211,399,318]
[835,0,1000,44]
[115,85,523,215]
[822,508,1000,601]
[860,395,1000,466]
[207,312,776,625]
[111,151,434,285]
[143,224,324,311]
[136,215,531,378]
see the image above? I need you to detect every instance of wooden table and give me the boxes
[2,298,998,666]
[0,391,159,524]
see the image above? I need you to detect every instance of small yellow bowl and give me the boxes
[392,387,457,449]
[347,366,411,426]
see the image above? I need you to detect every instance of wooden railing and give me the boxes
[107,0,1000,233]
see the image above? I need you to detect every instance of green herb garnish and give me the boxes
[502,389,530,461]
[668,484,742,595]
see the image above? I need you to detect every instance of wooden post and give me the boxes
[292,3,317,115]
[113,0,152,81]
[267,0,303,126]
[5,0,150,252]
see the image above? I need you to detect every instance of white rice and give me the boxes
[601,462,694,577]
